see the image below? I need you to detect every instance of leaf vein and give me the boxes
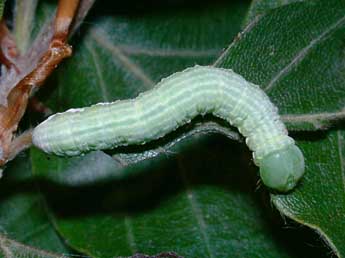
[118,45,220,58]
[281,108,345,129]
[17,223,50,243]
[90,29,155,88]
[85,41,110,101]
[5,199,41,228]
[337,131,345,197]
[213,14,263,67]
[124,217,137,253]
[178,160,214,258]
[264,14,345,91]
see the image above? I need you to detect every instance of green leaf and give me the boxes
[32,138,323,258]
[215,0,345,255]
[216,0,345,131]
[243,0,303,26]
[25,1,343,257]
[0,154,71,256]
[273,130,345,257]
[27,0,336,257]
[0,0,5,20]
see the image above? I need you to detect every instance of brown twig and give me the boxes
[0,0,80,167]
[0,19,19,69]
[70,0,96,36]
[54,0,80,42]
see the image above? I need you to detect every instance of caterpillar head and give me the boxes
[259,145,305,192]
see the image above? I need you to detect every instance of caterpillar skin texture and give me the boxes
[32,66,305,192]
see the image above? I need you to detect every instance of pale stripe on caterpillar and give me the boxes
[32,66,305,192]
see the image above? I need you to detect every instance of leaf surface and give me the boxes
[215,0,345,256]
[28,0,342,257]
[243,0,303,26]
[0,154,71,257]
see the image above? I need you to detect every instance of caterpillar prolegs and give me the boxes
[32,66,305,192]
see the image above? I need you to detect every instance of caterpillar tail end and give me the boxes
[259,145,305,192]
[32,124,51,154]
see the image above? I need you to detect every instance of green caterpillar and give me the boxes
[32,66,305,192]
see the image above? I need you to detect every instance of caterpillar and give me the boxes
[32,66,305,192]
